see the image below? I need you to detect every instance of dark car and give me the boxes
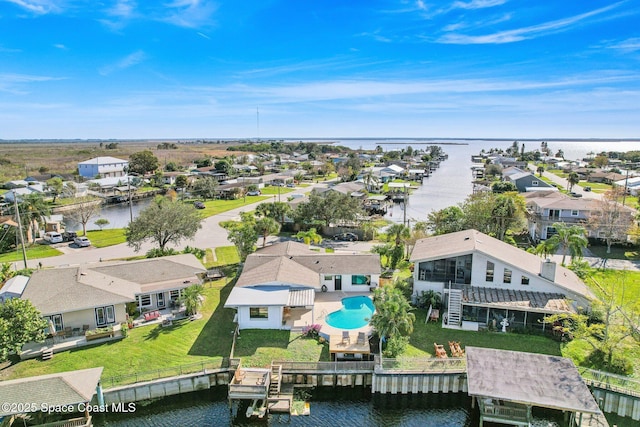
[584,186,592,192]
[194,201,206,209]
[333,232,358,241]
[569,192,583,198]
[62,231,78,242]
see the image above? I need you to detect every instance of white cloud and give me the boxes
[53,43,67,49]
[5,0,59,14]
[604,37,640,53]
[438,2,623,44]
[162,0,218,28]
[99,50,146,76]
[451,0,507,10]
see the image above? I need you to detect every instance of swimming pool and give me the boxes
[325,296,375,330]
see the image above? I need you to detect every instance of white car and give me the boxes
[43,232,63,244]
[73,236,91,247]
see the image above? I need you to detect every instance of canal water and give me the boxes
[94,388,576,427]
[64,197,154,232]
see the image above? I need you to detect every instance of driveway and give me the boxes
[527,163,601,200]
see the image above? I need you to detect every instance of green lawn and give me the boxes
[2,278,236,382]
[577,182,611,193]
[260,187,295,196]
[86,229,127,248]
[205,246,240,268]
[0,244,62,263]
[195,196,272,217]
[406,308,561,357]
[233,330,329,367]
[588,244,640,261]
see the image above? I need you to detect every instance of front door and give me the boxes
[334,275,342,291]
[157,292,166,308]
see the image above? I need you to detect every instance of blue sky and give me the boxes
[1,0,639,139]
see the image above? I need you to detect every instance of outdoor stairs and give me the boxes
[269,364,282,397]
[448,289,462,326]
[41,347,53,361]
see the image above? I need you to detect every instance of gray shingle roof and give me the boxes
[0,367,103,416]
[90,254,206,285]
[410,229,594,300]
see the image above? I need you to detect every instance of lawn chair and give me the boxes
[434,342,448,358]
[342,331,350,344]
[357,332,366,345]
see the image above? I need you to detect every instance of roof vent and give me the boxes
[464,237,470,241]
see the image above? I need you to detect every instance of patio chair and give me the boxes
[434,342,448,358]
[357,332,366,345]
[63,327,72,338]
[342,331,350,344]
[82,324,90,333]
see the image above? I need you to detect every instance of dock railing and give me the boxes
[103,357,229,388]
[273,360,376,373]
[379,357,466,373]
[580,367,640,398]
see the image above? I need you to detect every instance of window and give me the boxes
[352,275,371,285]
[140,294,151,307]
[47,314,63,332]
[571,210,579,216]
[521,276,530,285]
[532,180,539,186]
[249,307,269,319]
[324,275,333,281]
[503,268,512,284]
[95,305,115,326]
[486,261,495,282]
[170,290,180,301]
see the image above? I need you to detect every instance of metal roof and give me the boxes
[466,347,601,414]
[0,367,103,416]
[287,289,315,307]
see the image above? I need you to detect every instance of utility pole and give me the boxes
[12,191,28,269]
[622,169,629,206]
[403,184,408,228]
[128,175,133,223]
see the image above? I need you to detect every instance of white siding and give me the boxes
[237,306,283,330]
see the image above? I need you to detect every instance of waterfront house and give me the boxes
[524,190,636,241]
[20,254,206,333]
[314,181,367,199]
[504,171,556,193]
[410,229,595,331]
[224,242,380,330]
[78,156,129,179]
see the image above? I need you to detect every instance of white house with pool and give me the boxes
[410,229,595,332]
[224,241,381,330]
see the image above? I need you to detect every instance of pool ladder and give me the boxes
[317,309,328,321]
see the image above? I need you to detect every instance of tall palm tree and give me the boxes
[567,172,580,192]
[17,193,51,243]
[386,223,410,248]
[370,286,415,359]
[254,217,281,247]
[536,165,545,177]
[546,222,588,265]
[362,169,380,192]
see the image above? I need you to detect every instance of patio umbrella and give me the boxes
[48,319,57,343]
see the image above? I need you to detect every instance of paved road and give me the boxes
[527,163,601,200]
[17,183,324,269]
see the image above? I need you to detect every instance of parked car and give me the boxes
[286,183,295,188]
[73,236,91,247]
[62,231,78,242]
[333,232,358,241]
[194,201,206,209]
[569,192,583,198]
[584,186,592,192]
[247,190,261,196]
[43,232,63,244]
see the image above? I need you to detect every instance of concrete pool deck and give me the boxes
[284,291,373,338]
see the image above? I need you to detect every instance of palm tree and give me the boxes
[567,172,580,192]
[536,165,545,177]
[17,193,51,243]
[295,227,322,246]
[180,284,204,316]
[370,286,415,359]
[361,169,380,192]
[386,223,410,248]
[546,222,588,265]
[254,217,281,247]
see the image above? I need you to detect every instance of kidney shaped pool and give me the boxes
[325,296,375,330]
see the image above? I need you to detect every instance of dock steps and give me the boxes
[447,289,462,326]
[269,364,282,396]
[41,348,53,361]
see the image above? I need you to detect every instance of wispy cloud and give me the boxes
[0,73,63,94]
[5,0,60,14]
[357,29,392,43]
[197,32,210,40]
[438,3,623,44]
[451,0,507,10]
[603,37,640,53]
[53,43,67,49]
[162,0,218,28]
[99,50,146,76]
[0,45,22,53]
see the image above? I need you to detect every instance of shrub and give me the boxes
[382,335,409,358]
[183,246,206,259]
[146,247,178,258]
[302,324,322,339]
[415,290,442,310]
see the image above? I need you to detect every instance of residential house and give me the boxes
[0,275,29,303]
[78,156,129,179]
[3,184,45,203]
[524,190,636,240]
[505,171,556,192]
[410,229,595,331]
[614,176,640,195]
[313,181,366,199]
[224,242,380,330]
[489,155,527,169]
[587,171,626,184]
[20,255,206,332]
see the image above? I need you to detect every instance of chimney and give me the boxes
[540,258,556,281]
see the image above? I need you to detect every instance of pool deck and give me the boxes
[308,291,373,338]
